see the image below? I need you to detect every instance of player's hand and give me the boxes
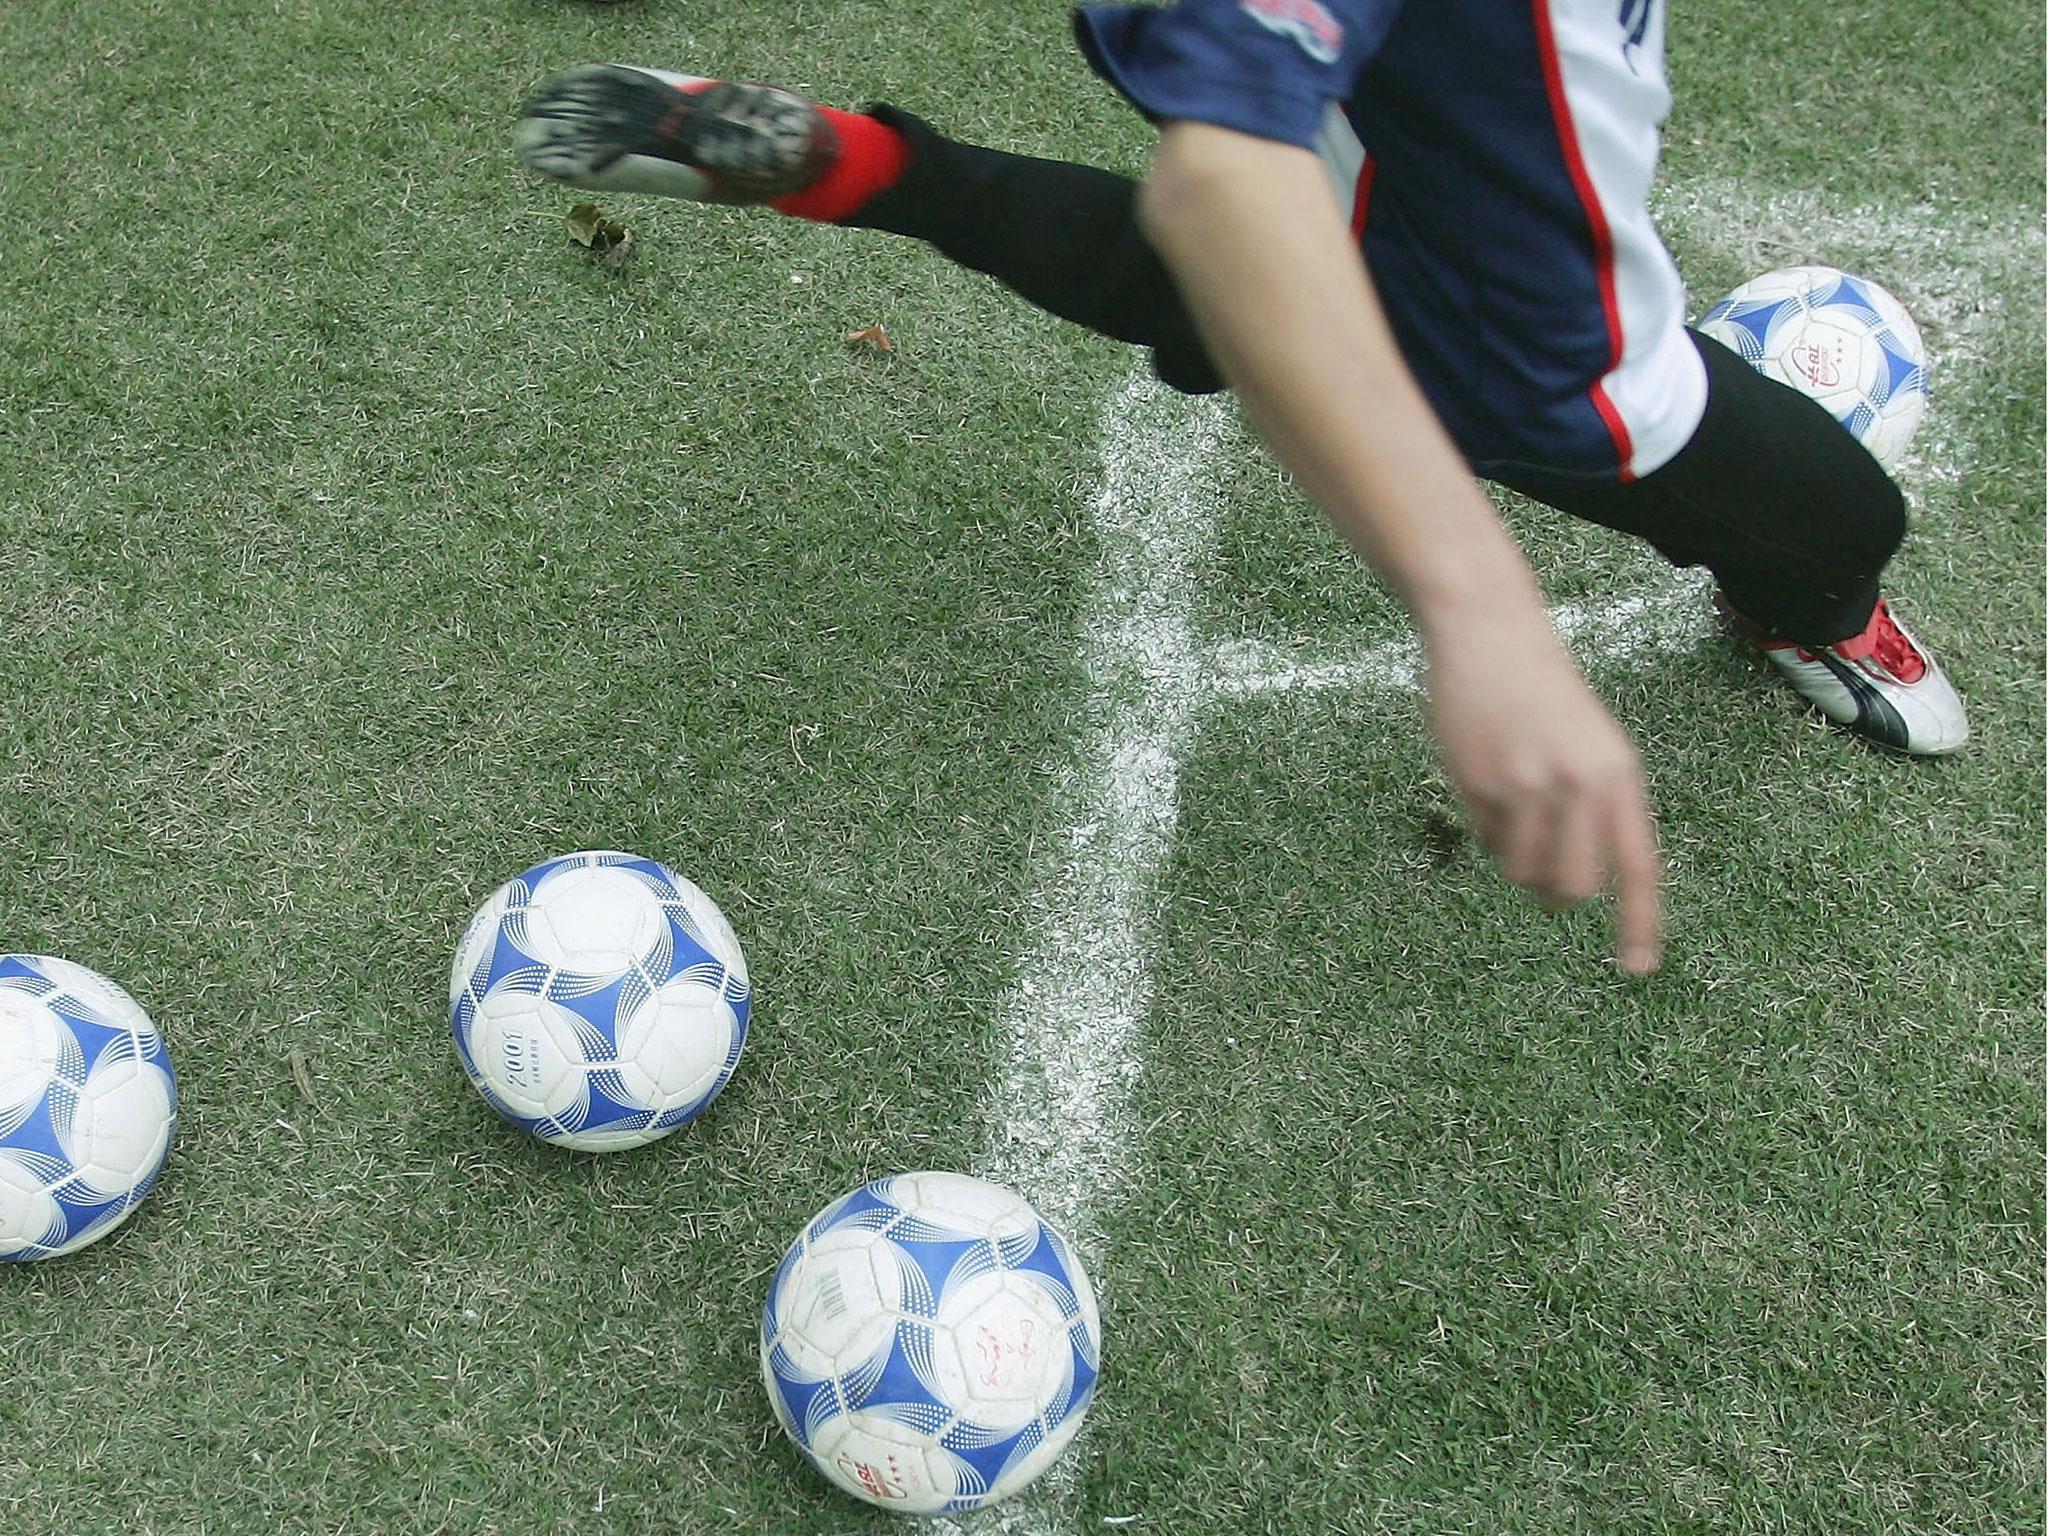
[1425,626,1663,973]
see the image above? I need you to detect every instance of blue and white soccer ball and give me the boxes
[0,955,177,1262]
[1697,264,1929,473]
[449,851,750,1151]
[760,1172,1103,1515]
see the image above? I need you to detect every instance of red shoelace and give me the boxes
[1823,600,1927,683]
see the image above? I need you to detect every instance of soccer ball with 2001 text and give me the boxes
[1697,264,1929,473]
[449,851,749,1151]
[761,1171,1103,1515]
[0,954,177,1261]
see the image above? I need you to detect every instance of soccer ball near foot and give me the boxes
[449,850,750,1150]
[760,1171,1103,1515]
[1697,264,1929,473]
[0,954,177,1262]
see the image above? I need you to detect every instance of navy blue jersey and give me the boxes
[1076,0,1706,481]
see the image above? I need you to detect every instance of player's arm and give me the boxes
[1136,120,1663,973]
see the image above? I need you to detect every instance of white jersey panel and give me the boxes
[1544,0,1705,478]
[1313,100,1368,221]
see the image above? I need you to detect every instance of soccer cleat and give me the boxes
[1723,594,1969,755]
[515,64,838,203]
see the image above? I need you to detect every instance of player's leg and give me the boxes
[1493,330,1967,755]
[514,65,1221,393]
[845,108,1221,393]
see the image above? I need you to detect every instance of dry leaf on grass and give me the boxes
[566,201,630,252]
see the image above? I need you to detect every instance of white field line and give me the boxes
[1550,577,1717,668]
[1207,569,1719,700]
[974,373,1228,1236]
[1209,632,1420,697]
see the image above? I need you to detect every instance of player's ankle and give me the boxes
[770,108,910,223]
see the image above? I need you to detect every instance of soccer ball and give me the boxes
[760,1172,1103,1515]
[0,955,177,1261]
[449,850,750,1151]
[1696,265,1929,472]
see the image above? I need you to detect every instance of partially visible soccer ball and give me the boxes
[1697,264,1929,472]
[0,955,177,1262]
[449,851,750,1151]
[760,1172,1102,1515]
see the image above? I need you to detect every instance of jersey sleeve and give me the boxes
[1074,0,1404,149]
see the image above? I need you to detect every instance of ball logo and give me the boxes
[975,1318,1038,1389]
[815,1268,847,1321]
[499,1031,542,1089]
[1790,339,1843,390]
[1239,0,1344,64]
[837,1451,915,1502]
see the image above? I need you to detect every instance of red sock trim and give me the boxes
[771,107,908,224]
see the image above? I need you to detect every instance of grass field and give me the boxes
[0,1,2041,1532]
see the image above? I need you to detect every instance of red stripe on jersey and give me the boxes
[1528,0,1635,480]
[1588,387,1636,483]
[1350,152,1376,240]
